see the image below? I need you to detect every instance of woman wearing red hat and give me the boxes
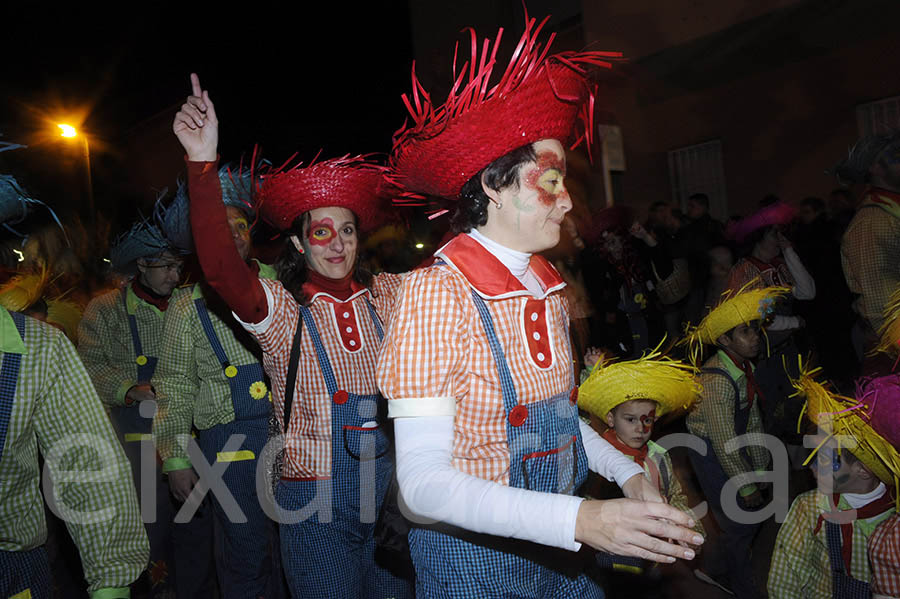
[377,14,702,598]
[173,74,411,598]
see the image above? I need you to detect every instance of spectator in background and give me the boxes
[833,131,900,372]
[581,206,671,358]
[676,193,724,326]
[726,203,815,450]
[828,187,857,234]
[705,244,734,311]
[792,196,856,386]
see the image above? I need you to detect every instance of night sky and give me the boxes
[2,4,414,230]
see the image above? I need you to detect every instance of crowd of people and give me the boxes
[1,10,900,599]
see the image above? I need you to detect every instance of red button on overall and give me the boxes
[508,405,528,427]
[569,387,579,405]
[333,390,349,405]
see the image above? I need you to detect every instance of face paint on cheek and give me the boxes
[639,409,656,434]
[230,217,250,239]
[307,218,337,246]
[524,151,566,207]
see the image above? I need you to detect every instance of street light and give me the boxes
[57,123,94,220]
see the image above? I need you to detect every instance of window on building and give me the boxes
[668,139,728,221]
[857,96,900,136]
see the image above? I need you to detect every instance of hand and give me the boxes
[563,217,584,250]
[167,468,199,503]
[776,231,793,251]
[583,347,608,370]
[172,73,219,162]
[621,472,664,503]
[125,383,155,406]
[629,221,656,247]
[575,498,703,563]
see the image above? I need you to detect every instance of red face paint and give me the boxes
[639,409,656,434]
[524,151,567,207]
[308,218,337,246]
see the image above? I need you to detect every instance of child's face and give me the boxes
[605,399,658,449]
[808,436,866,495]
[720,322,761,360]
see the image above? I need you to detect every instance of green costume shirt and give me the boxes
[0,308,149,597]
[153,263,276,472]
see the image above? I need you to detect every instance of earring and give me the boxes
[297,246,305,255]
[493,200,503,210]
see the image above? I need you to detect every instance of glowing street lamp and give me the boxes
[56,123,94,219]
[58,124,77,138]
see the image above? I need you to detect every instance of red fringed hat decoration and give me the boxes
[388,13,623,203]
[257,155,388,232]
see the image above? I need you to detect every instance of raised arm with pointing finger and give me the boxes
[172,74,268,323]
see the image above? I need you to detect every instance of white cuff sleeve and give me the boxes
[395,415,584,552]
[579,420,644,487]
[233,282,276,334]
[783,247,816,300]
[388,397,457,418]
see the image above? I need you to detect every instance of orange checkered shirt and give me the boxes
[244,273,401,479]
[869,512,900,597]
[377,234,575,484]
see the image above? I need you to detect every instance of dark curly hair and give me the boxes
[451,144,537,233]
[275,211,374,305]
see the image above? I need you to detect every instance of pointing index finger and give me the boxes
[190,73,203,98]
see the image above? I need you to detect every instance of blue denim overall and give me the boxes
[407,291,603,599]
[825,521,871,599]
[276,298,411,598]
[0,313,53,599]
[193,297,281,598]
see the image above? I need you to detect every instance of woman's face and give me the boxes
[291,206,358,280]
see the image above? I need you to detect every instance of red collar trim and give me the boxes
[435,233,565,299]
[868,187,900,205]
[302,280,367,304]
[131,280,169,311]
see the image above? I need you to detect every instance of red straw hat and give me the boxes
[388,13,623,203]
[257,155,388,232]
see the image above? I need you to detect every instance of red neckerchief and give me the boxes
[813,491,895,574]
[866,186,900,208]
[301,270,356,302]
[602,429,664,493]
[724,350,764,409]
[131,280,169,312]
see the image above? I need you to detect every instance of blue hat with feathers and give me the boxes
[109,219,171,275]
[0,137,67,238]
[156,163,256,252]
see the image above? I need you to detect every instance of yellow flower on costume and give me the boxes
[679,279,789,367]
[249,380,268,400]
[578,342,701,420]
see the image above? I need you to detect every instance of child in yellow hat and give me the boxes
[768,368,899,598]
[680,283,789,597]
[579,348,705,538]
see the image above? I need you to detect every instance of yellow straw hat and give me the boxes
[46,297,83,343]
[578,345,701,421]
[680,280,789,366]
[791,361,900,498]
[0,269,49,313]
[876,284,900,361]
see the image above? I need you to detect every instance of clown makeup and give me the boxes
[291,206,358,280]
[478,139,573,254]
[307,218,338,246]
[523,151,568,207]
[605,399,658,450]
[226,205,252,261]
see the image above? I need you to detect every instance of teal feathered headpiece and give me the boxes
[157,163,256,252]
